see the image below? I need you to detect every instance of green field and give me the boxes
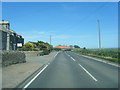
[72,48,119,64]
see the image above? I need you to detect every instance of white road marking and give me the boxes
[65,52,69,56]
[70,57,76,61]
[54,52,59,58]
[81,55,120,67]
[65,52,76,61]
[78,64,98,82]
[74,53,119,67]
[23,65,48,89]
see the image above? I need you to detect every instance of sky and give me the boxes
[2,2,118,48]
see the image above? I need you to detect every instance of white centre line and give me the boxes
[70,57,76,61]
[54,52,59,58]
[65,53,76,62]
[23,65,48,89]
[78,64,98,82]
[65,53,70,56]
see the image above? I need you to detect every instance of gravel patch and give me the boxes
[26,51,57,64]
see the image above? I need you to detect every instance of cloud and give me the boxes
[32,31,47,35]
[52,34,92,40]
[18,30,51,42]
[18,29,94,44]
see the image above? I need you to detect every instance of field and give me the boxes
[72,48,119,64]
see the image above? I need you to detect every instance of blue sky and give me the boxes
[2,2,118,48]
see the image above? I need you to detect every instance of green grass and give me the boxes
[72,48,119,64]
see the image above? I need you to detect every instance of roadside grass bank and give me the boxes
[72,48,119,64]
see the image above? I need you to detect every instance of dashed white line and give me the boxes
[78,64,98,82]
[70,57,76,61]
[65,53,76,62]
[65,53,70,56]
[68,55,70,57]
[23,65,48,89]
[54,52,59,58]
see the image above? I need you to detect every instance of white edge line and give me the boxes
[78,64,97,82]
[23,65,48,88]
[82,55,120,67]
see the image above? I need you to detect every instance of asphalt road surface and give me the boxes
[22,51,118,88]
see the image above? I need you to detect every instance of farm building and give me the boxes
[54,45,71,50]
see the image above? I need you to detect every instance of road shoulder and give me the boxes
[2,51,58,88]
[71,51,119,67]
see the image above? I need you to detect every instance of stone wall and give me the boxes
[2,51,26,67]
[23,51,43,57]
[0,30,2,50]
[0,51,2,66]
[1,51,44,67]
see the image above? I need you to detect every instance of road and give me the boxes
[22,51,118,88]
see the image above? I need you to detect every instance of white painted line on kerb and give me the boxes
[78,64,98,82]
[70,57,76,61]
[23,65,48,89]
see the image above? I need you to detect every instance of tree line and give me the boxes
[19,41,53,54]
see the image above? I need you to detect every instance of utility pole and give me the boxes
[97,20,101,49]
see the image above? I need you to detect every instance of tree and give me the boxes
[69,45,73,48]
[20,41,53,52]
[83,47,86,49]
[38,43,47,50]
[35,41,53,51]
[22,42,34,51]
[74,45,80,48]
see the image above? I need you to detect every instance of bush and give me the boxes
[65,49,71,51]
[20,42,34,51]
[43,49,50,55]
[53,48,61,51]
[73,48,118,63]
[32,48,39,51]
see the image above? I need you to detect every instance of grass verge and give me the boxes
[72,48,119,64]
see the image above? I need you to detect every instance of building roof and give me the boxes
[0,20,9,24]
[0,20,24,39]
[54,45,71,49]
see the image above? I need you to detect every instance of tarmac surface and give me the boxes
[19,51,118,88]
